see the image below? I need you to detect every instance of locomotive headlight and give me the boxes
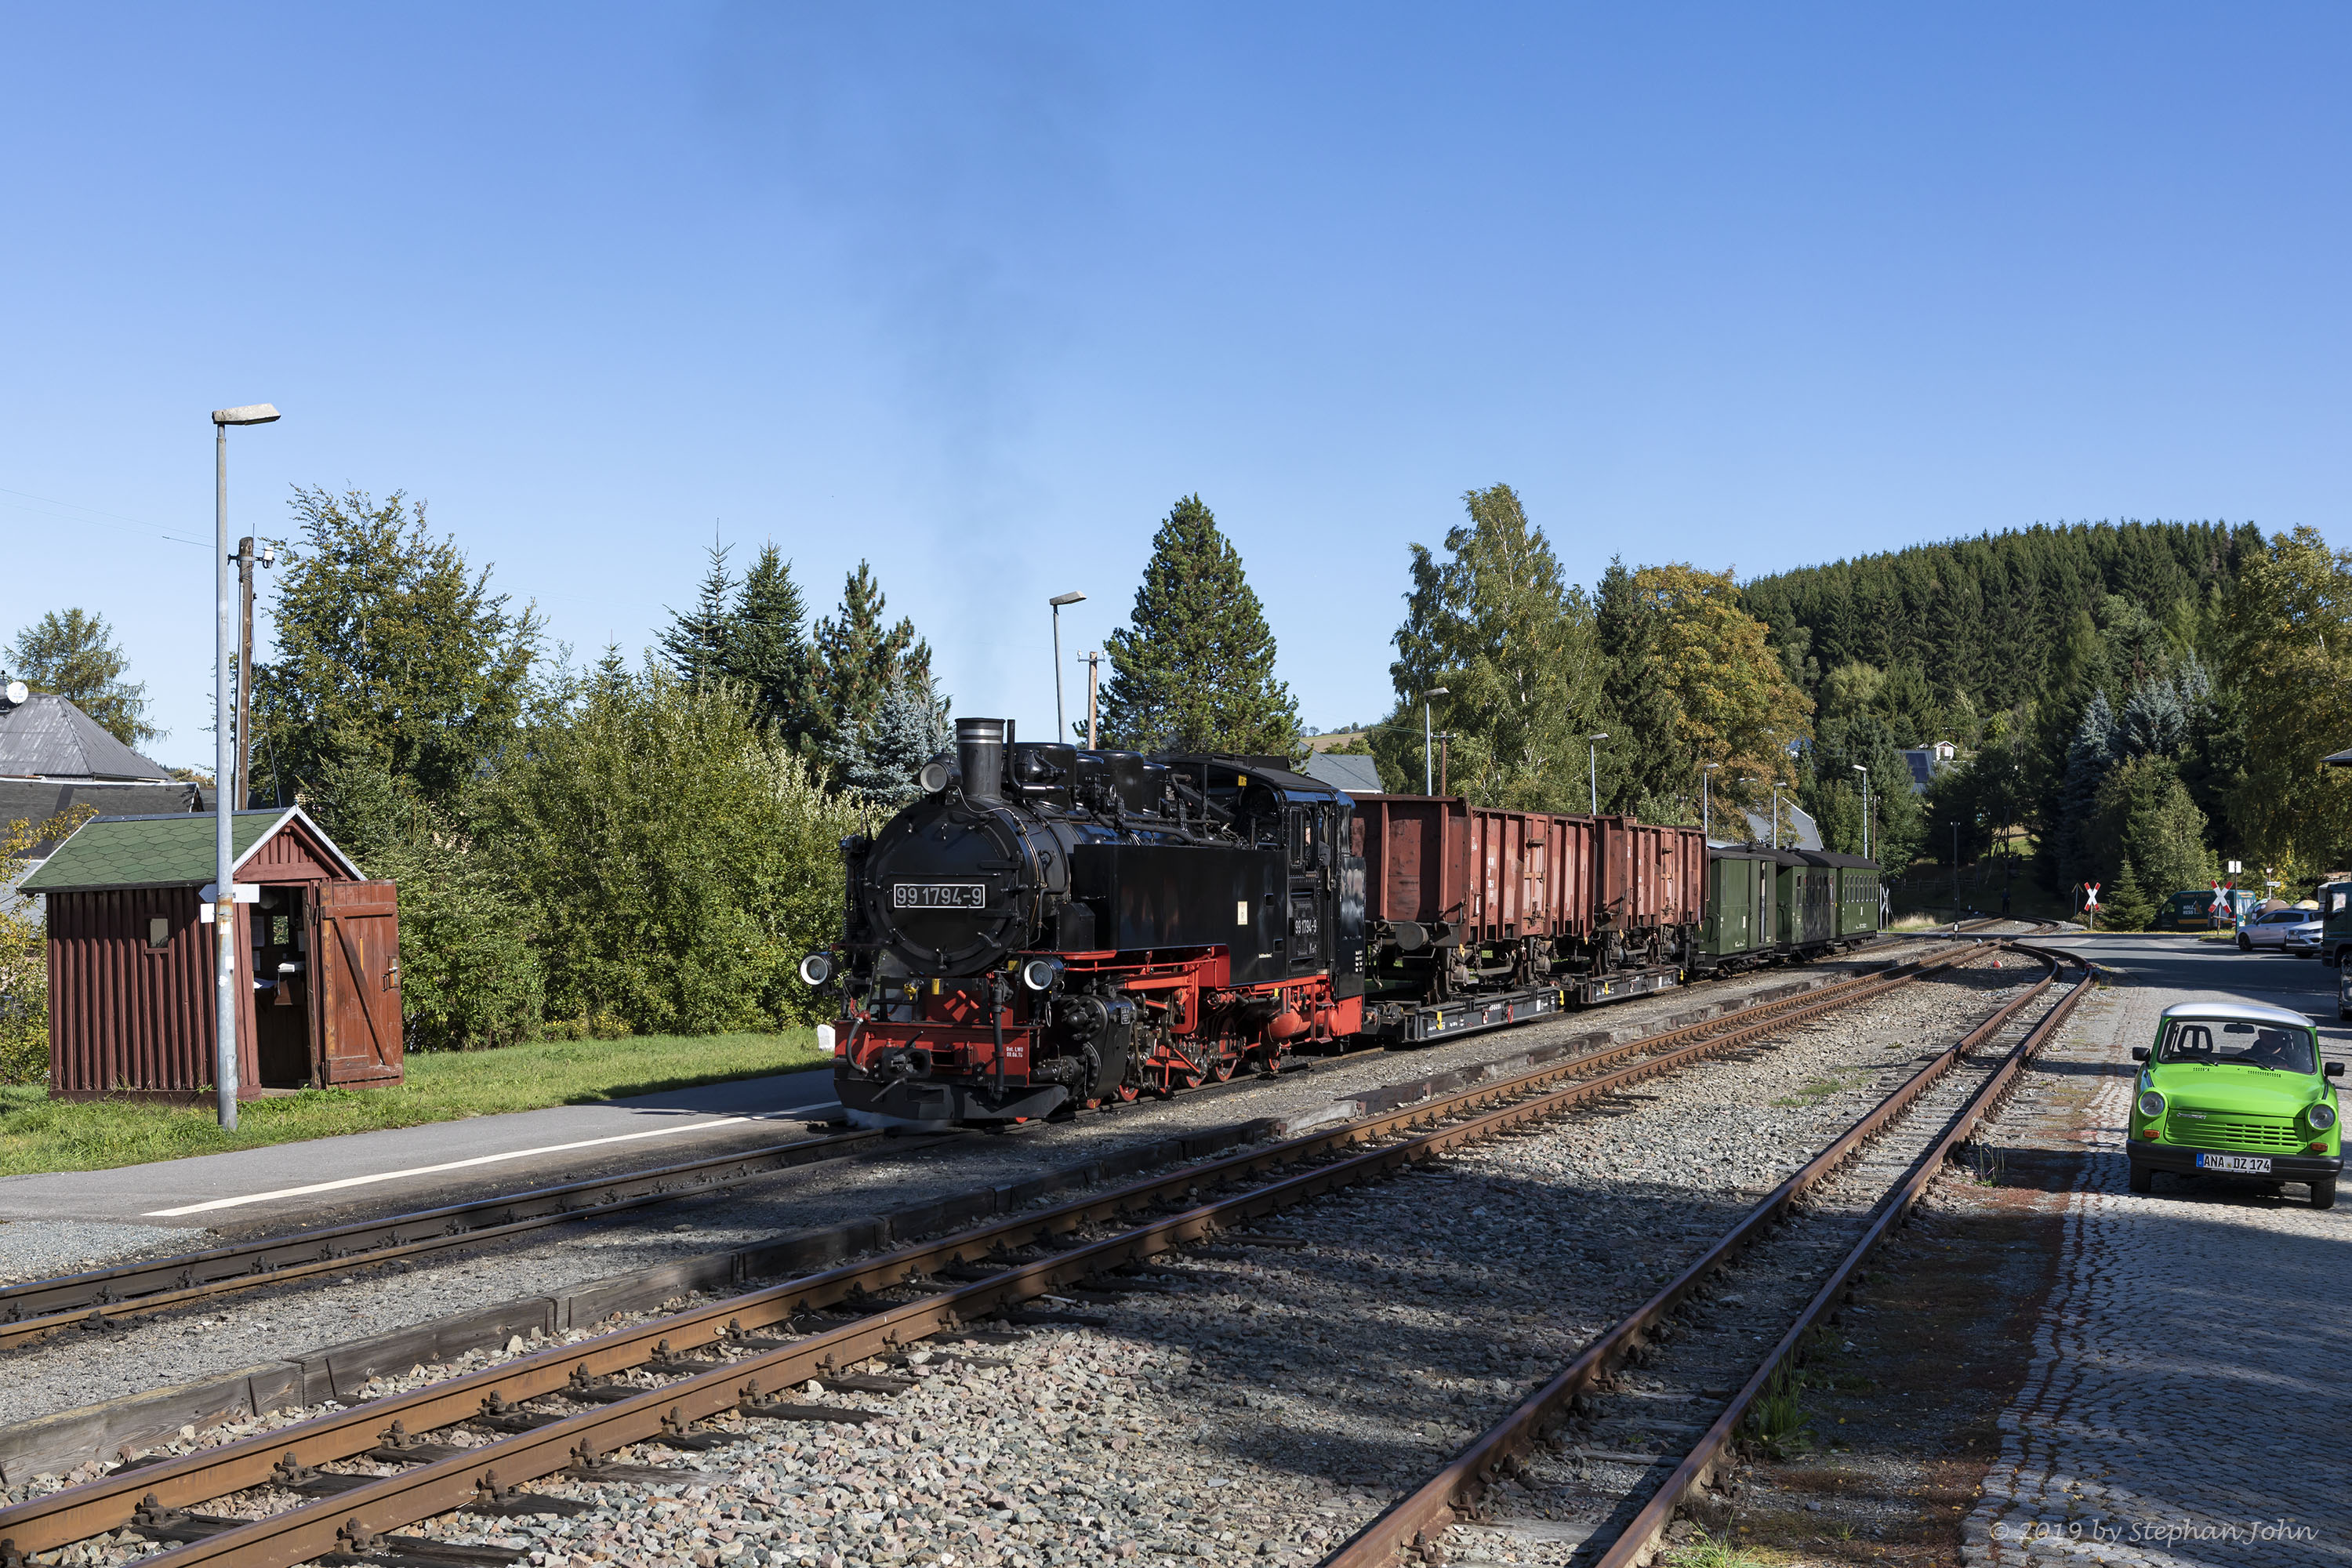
[918,760,953,795]
[1020,956,1062,993]
[2309,1102,2337,1132]
[797,952,837,987]
[2137,1090,2165,1119]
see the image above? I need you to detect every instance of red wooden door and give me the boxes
[307,881,405,1086]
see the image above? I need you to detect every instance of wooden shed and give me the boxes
[20,808,403,1100]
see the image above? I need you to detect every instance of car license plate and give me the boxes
[2196,1152,2272,1174]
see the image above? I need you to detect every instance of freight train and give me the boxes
[798,718,1883,1127]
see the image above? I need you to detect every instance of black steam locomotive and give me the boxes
[804,718,1367,1126]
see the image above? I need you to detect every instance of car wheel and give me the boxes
[2238,935,2252,951]
[2128,1163,2154,1195]
[2313,1177,2338,1211]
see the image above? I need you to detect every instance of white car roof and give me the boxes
[2158,1000,2315,1029]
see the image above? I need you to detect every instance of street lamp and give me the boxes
[1702,762,1720,842]
[211,401,279,1132]
[1049,592,1085,742]
[1850,764,1870,862]
[1587,733,1608,815]
[1422,688,1449,793]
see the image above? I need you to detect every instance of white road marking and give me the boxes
[141,1102,843,1217]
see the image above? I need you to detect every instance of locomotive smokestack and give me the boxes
[957,717,1007,804]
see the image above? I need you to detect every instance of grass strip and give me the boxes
[0,1029,827,1176]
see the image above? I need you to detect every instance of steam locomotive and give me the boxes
[801,718,1770,1128]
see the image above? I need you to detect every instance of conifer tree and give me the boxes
[1594,557,1687,817]
[658,543,735,687]
[829,671,953,809]
[728,544,814,744]
[1096,495,1301,759]
[804,563,933,764]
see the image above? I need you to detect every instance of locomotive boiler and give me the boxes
[805,718,1367,1127]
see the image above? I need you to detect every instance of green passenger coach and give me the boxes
[1698,847,1779,972]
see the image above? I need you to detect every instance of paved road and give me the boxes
[1966,931,2352,1568]
[0,1065,841,1229]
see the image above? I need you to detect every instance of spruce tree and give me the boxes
[727,543,814,744]
[829,671,953,809]
[1096,495,1301,759]
[1593,557,1686,815]
[658,543,735,686]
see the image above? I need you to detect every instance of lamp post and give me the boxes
[1422,688,1449,793]
[1850,764,1871,862]
[1702,762,1719,841]
[1586,733,1608,815]
[211,402,279,1132]
[1049,591,1085,742]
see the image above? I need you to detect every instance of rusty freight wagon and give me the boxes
[1352,795,1702,1042]
[20,808,403,1100]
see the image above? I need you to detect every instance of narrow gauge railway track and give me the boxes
[0,938,2031,1565]
[0,931,2025,1354]
[1325,942,2089,1568]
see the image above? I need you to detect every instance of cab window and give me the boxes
[2156,1020,2316,1074]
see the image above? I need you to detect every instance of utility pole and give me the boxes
[233,537,274,808]
[1437,733,1452,797]
[1080,651,1102,750]
[1702,763,1719,841]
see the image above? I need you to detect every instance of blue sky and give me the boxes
[4,5,2346,769]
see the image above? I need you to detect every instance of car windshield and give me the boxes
[2156,1019,2316,1073]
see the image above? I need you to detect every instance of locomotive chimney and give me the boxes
[957,717,1008,804]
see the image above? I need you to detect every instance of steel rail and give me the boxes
[92,941,2031,1568]
[0,935,1999,1349]
[0,938,2010,1561]
[0,1127,952,1351]
[1322,941,2082,1568]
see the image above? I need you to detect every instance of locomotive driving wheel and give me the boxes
[1208,1051,1238,1083]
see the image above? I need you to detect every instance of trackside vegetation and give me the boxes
[7,492,2351,1100]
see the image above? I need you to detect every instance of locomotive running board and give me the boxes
[1367,969,1680,1045]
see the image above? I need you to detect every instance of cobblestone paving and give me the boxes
[1964,956,2352,1568]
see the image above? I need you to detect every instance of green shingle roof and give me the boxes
[17,808,355,893]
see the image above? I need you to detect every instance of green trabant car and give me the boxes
[2128,1001,2343,1207]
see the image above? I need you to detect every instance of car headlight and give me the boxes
[2310,1103,2338,1132]
[2138,1090,2165,1119]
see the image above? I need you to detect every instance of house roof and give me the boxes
[1735,802,1823,851]
[0,694,172,782]
[17,806,362,893]
[1301,752,1385,794]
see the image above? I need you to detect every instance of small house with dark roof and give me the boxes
[18,808,402,1099]
[0,689,207,882]
[1301,752,1385,797]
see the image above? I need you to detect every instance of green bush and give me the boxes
[488,662,861,1036]
[307,757,545,1052]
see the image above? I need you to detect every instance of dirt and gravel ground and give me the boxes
[0,939,1980,1435]
[24,942,2044,1568]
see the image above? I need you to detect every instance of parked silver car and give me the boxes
[2239,907,2323,954]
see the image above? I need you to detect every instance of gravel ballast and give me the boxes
[0,938,1981,1436]
[25,942,2045,1568]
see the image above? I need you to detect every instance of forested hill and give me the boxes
[1741,521,2262,718]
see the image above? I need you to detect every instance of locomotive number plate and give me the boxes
[893,881,986,910]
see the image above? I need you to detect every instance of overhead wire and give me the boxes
[0,485,209,548]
